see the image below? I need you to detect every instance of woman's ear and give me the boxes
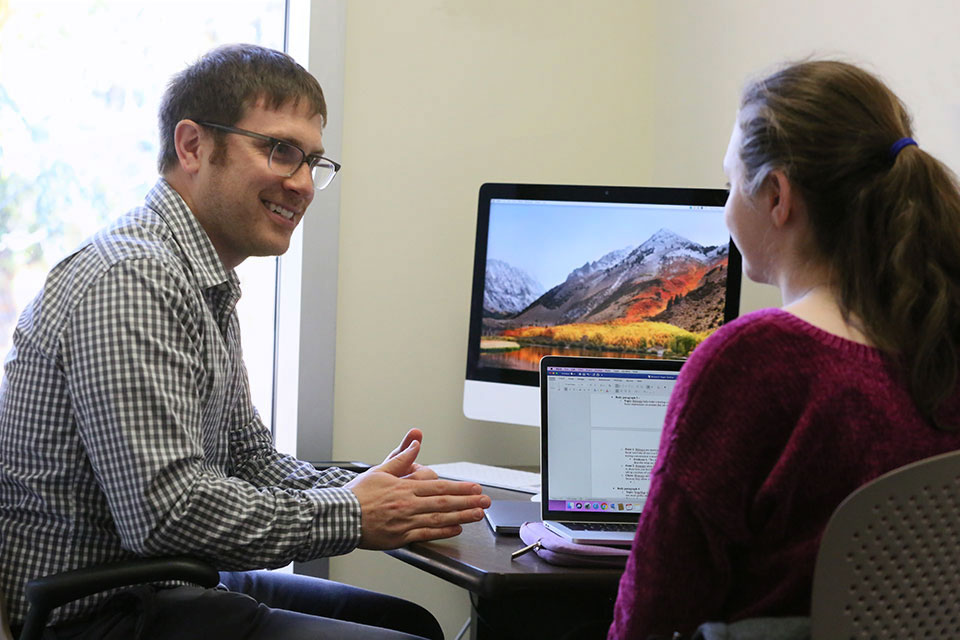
[173,120,205,175]
[763,169,795,229]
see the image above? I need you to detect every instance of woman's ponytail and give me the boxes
[737,61,960,430]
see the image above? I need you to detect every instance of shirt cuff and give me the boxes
[303,486,363,558]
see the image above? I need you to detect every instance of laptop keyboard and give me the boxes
[564,522,636,532]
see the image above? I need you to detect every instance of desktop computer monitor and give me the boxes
[463,182,742,426]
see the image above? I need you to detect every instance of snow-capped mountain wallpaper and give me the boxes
[480,221,731,371]
[483,259,545,316]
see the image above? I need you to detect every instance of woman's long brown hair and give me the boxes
[737,60,960,430]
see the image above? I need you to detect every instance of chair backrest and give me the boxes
[811,449,960,639]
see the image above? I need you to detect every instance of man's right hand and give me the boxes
[344,439,491,550]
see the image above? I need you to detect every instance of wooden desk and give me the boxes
[385,487,624,639]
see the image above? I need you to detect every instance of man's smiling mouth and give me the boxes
[264,200,297,221]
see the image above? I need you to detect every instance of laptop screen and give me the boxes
[540,355,682,523]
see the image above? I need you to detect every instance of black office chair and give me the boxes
[0,556,219,640]
[0,462,358,640]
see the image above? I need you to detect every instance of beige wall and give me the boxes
[645,1,960,182]
[332,1,662,466]
[329,2,661,632]
[323,1,960,636]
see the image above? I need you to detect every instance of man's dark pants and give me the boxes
[39,570,443,639]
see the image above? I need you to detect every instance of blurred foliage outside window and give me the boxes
[0,0,285,420]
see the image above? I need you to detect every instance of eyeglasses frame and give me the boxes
[196,121,341,188]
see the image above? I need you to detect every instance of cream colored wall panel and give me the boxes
[332,0,658,466]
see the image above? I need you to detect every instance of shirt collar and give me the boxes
[145,178,240,292]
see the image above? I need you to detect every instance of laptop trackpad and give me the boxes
[543,520,635,546]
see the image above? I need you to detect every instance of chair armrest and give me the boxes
[309,460,372,473]
[20,556,218,640]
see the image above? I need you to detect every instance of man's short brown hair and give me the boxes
[157,43,326,173]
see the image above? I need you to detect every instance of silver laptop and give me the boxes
[540,355,682,545]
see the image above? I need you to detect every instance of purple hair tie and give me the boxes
[889,137,918,160]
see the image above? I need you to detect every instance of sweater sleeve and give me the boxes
[608,468,735,639]
[608,311,798,639]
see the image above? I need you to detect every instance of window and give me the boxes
[0,1,288,436]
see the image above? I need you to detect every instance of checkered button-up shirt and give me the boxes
[0,179,361,626]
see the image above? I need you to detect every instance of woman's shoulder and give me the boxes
[685,308,807,372]
[708,306,819,342]
[672,308,867,423]
[660,310,836,495]
[690,307,882,369]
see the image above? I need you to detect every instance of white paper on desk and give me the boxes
[429,461,541,494]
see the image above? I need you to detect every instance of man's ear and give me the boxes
[763,169,794,229]
[173,120,205,175]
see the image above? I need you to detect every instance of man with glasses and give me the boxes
[0,44,489,639]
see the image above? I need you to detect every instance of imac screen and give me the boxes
[464,183,741,425]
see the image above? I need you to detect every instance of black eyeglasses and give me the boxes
[197,121,341,190]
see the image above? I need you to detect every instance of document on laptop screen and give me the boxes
[545,366,678,509]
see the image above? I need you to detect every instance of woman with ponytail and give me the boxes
[608,60,960,639]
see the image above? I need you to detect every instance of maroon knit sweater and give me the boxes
[608,308,960,639]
